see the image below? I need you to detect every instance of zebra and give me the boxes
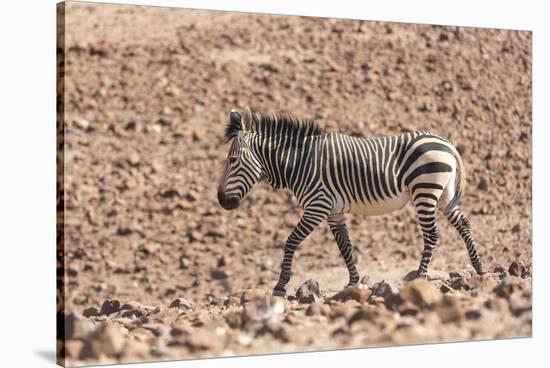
[217,106,484,297]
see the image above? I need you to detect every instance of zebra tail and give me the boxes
[444,146,466,215]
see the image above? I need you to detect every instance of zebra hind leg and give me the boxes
[414,201,440,277]
[328,214,360,288]
[446,207,484,275]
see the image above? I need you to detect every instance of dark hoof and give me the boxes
[272,288,286,297]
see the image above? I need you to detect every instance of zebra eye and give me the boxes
[228,156,238,164]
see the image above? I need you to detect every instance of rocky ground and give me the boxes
[58,2,532,366]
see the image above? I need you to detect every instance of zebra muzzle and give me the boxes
[218,191,240,210]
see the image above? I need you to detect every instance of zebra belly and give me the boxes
[348,191,410,216]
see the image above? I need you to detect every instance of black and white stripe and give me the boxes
[218,107,484,297]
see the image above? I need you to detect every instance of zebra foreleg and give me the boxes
[446,207,484,275]
[272,208,328,297]
[327,214,360,288]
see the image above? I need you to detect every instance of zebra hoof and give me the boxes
[272,288,286,297]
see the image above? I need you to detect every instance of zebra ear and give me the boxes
[240,106,253,131]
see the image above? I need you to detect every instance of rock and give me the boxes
[331,285,370,303]
[465,309,482,320]
[82,323,125,358]
[426,269,450,281]
[82,307,99,318]
[400,280,442,308]
[449,277,470,291]
[508,291,531,316]
[65,313,95,340]
[224,296,241,308]
[223,309,243,328]
[397,301,419,316]
[295,279,321,303]
[435,295,465,323]
[508,261,527,277]
[484,298,509,313]
[347,305,396,332]
[328,302,354,320]
[128,152,141,166]
[469,274,500,293]
[169,297,194,311]
[240,289,267,305]
[99,299,121,316]
[143,242,161,255]
[243,297,284,323]
[120,339,150,358]
[306,303,331,317]
[369,280,400,306]
[74,117,90,130]
[278,325,315,344]
[120,301,142,311]
[64,339,84,359]
[192,128,206,142]
[359,275,374,288]
[185,328,222,351]
[210,267,229,280]
[494,276,525,298]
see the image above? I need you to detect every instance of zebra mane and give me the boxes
[224,107,325,143]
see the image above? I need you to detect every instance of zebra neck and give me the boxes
[254,135,317,195]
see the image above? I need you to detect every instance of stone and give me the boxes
[508,291,531,316]
[278,325,315,345]
[99,299,121,316]
[328,302,354,320]
[397,301,419,316]
[143,242,161,255]
[331,285,370,303]
[306,303,331,317]
[65,313,95,340]
[369,280,400,307]
[121,301,142,311]
[426,269,450,281]
[74,117,90,130]
[400,280,442,309]
[224,296,241,308]
[82,307,99,318]
[468,274,500,293]
[223,309,243,329]
[508,261,527,277]
[64,339,84,359]
[435,295,465,323]
[240,289,267,305]
[83,323,126,358]
[494,276,525,298]
[120,339,150,359]
[295,279,321,303]
[449,277,470,291]
[484,298,509,313]
[169,298,194,311]
[347,305,397,332]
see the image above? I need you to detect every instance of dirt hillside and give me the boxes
[57,2,532,366]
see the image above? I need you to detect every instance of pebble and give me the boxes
[100,299,121,316]
[295,279,321,303]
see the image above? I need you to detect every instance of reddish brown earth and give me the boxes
[57,2,532,366]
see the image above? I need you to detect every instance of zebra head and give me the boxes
[217,107,264,210]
